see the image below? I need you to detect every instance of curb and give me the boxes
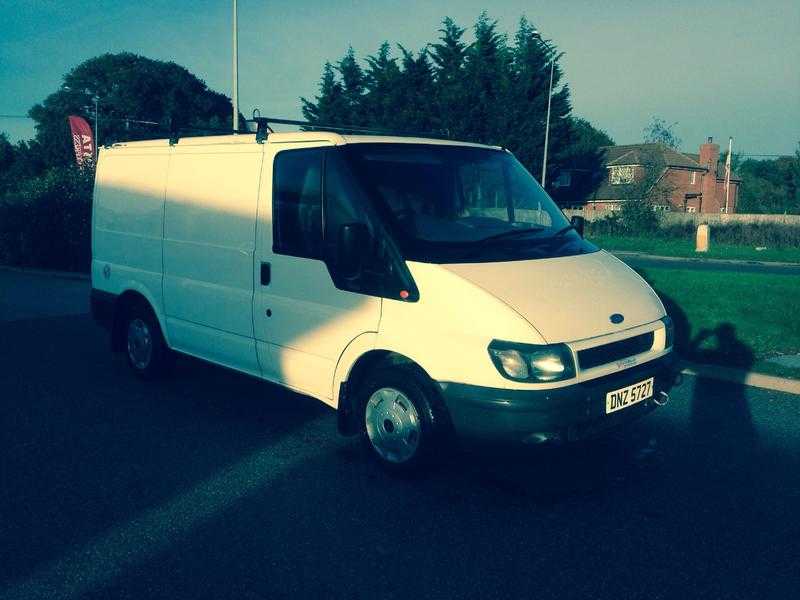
[611,250,800,269]
[680,362,800,395]
[0,265,90,281]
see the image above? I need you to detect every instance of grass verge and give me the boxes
[591,235,800,264]
[635,266,800,379]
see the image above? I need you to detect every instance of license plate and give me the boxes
[605,377,654,414]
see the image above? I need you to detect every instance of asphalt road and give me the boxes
[2,270,799,600]
[614,252,800,275]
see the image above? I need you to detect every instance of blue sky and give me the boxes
[1,0,798,155]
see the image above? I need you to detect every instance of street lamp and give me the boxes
[232,0,239,132]
[531,30,555,188]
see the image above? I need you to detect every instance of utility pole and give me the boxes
[232,0,239,132]
[94,96,99,161]
[541,59,554,188]
[531,29,555,188]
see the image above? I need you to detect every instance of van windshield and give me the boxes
[342,143,598,263]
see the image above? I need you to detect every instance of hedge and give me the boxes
[0,166,93,272]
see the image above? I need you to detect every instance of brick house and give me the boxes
[576,137,741,214]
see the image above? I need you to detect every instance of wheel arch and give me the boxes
[111,288,168,352]
[335,342,439,436]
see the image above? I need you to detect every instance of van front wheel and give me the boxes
[123,304,172,379]
[359,365,448,472]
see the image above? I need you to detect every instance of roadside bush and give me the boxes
[585,202,660,237]
[710,222,800,248]
[587,214,800,249]
[619,201,660,234]
[0,166,93,271]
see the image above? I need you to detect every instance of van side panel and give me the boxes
[162,144,263,375]
[92,146,170,333]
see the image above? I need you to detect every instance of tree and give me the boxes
[0,133,13,171]
[735,143,800,214]
[569,117,614,149]
[28,52,236,170]
[643,116,682,149]
[460,12,511,144]
[549,118,614,205]
[0,133,15,196]
[301,62,348,125]
[301,13,603,201]
[338,47,367,123]
[362,42,402,128]
[429,17,468,136]
[610,145,676,232]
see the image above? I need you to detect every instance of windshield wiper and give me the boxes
[476,226,548,245]
[464,226,547,258]
[549,224,575,238]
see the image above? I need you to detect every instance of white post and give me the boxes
[232,0,239,132]
[724,136,733,213]
[696,223,710,253]
[541,59,554,188]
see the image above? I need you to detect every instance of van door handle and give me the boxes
[260,262,271,286]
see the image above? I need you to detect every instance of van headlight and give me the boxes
[488,340,576,383]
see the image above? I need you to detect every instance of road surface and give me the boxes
[614,251,800,275]
[1,269,798,599]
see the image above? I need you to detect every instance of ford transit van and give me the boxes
[91,131,677,470]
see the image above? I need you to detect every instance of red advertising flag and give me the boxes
[67,115,95,166]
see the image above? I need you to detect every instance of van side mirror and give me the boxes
[337,223,369,278]
[570,215,585,238]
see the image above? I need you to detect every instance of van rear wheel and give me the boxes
[358,365,449,472]
[123,303,172,379]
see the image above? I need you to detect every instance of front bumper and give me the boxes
[438,353,678,444]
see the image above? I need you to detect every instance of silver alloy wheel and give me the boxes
[365,387,422,464]
[127,318,153,370]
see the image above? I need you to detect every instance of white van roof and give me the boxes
[105,131,501,151]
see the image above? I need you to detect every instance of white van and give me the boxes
[91,130,677,470]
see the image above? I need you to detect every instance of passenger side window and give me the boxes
[273,149,324,258]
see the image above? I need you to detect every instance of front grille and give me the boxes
[577,331,655,370]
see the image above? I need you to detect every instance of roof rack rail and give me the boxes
[102,111,451,145]
[246,114,450,142]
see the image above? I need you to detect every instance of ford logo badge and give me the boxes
[610,313,624,324]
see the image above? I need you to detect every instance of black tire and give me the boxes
[357,364,451,473]
[122,302,173,379]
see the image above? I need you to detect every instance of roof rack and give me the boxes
[245,114,450,143]
[102,111,450,146]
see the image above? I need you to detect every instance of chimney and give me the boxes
[699,136,721,212]
[699,136,719,169]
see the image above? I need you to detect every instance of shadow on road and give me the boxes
[4,288,793,600]
[0,314,325,591]
[637,269,758,461]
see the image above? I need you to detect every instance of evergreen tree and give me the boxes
[362,42,401,128]
[301,12,611,201]
[461,12,510,144]
[393,46,437,133]
[301,62,348,125]
[429,17,468,136]
[338,47,367,123]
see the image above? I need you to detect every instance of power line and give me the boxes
[0,114,32,119]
